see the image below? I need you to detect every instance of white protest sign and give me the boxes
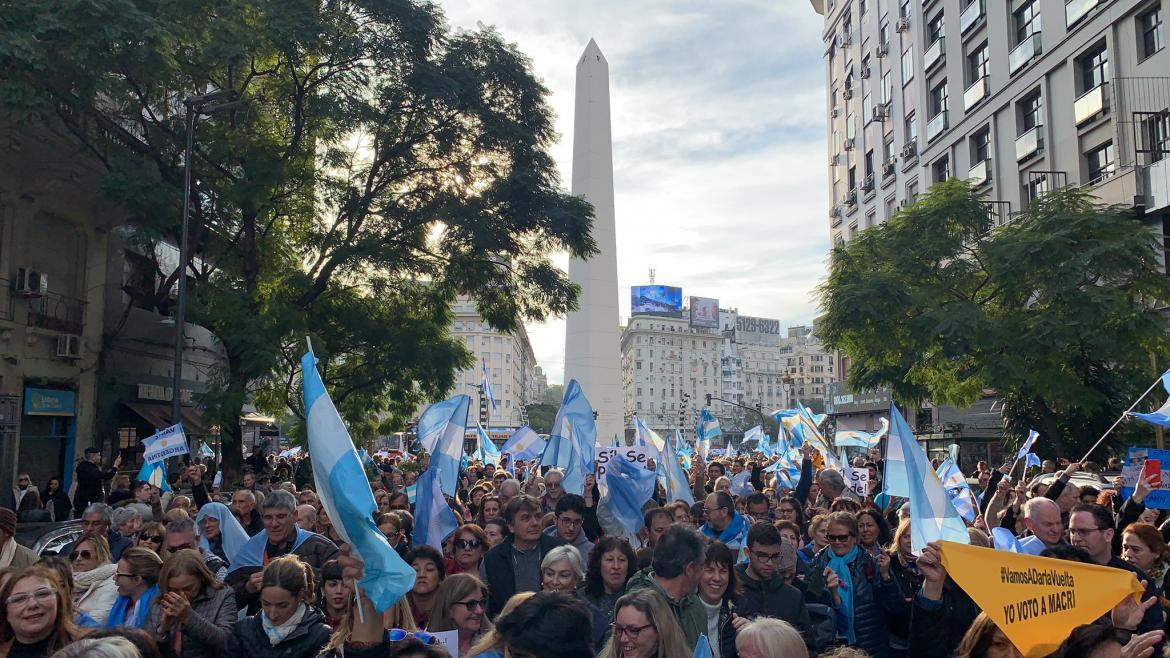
[142,424,189,463]
[595,446,655,479]
[430,629,460,657]
[845,467,870,497]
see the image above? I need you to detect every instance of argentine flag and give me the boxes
[662,431,695,505]
[1015,429,1040,460]
[883,403,970,553]
[540,379,596,494]
[1024,452,1042,469]
[695,409,721,458]
[835,418,890,449]
[1131,369,1170,427]
[413,463,460,552]
[481,360,497,411]
[596,453,657,547]
[502,425,546,460]
[475,424,502,466]
[135,461,171,492]
[634,416,666,464]
[417,395,470,497]
[936,458,977,523]
[302,349,416,612]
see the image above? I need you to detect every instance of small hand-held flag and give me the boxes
[481,360,497,411]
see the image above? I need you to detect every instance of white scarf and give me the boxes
[73,563,117,591]
[0,538,16,568]
[261,603,306,646]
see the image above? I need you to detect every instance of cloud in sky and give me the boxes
[439,0,830,384]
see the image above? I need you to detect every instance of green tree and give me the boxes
[818,180,1170,457]
[1,0,594,477]
[524,402,558,435]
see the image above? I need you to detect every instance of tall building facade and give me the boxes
[811,0,1170,247]
[781,325,839,403]
[448,297,539,432]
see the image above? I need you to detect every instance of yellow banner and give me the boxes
[937,541,1144,658]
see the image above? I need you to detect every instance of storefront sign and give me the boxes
[23,388,76,416]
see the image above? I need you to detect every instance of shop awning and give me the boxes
[240,411,276,425]
[124,402,210,435]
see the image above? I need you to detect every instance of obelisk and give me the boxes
[565,39,623,443]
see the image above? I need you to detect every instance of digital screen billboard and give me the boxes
[689,297,719,328]
[631,285,683,317]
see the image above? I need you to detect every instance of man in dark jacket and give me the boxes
[225,489,339,614]
[73,447,120,515]
[735,523,815,650]
[481,494,565,618]
[230,489,264,536]
[67,503,133,562]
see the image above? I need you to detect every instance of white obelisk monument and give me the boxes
[565,39,623,444]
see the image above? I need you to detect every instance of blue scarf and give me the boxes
[231,527,314,569]
[826,545,858,644]
[700,512,749,549]
[105,584,159,629]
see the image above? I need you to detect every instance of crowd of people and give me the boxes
[0,439,1166,658]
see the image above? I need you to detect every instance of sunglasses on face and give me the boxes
[388,629,437,645]
[140,535,163,543]
[454,599,487,611]
[826,534,853,543]
[70,550,93,561]
[453,538,482,550]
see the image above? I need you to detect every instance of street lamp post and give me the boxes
[172,90,240,431]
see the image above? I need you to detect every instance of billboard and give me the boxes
[689,297,719,328]
[825,381,893,414]
[735,315,782,346]
[631,285,683,317]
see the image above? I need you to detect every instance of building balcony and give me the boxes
[23,291,87,335]
[924,37,946,72]
[1143,158,1170,212]
[964,76,989,110]
[961,0,985,34]
[968,159,992,187]
[1066,0,1100,27]
[1073,82,1109,126]
[1015,125,1044,161]
[1009,33,1042,74]
[927,110,949,142]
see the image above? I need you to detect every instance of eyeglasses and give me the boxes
[453,599,486,611]
[115,572,140,580]
[6,587,56,607]
[70,550,93,561]
[140,535,163,543]
[388,629,437,645]
[826,534,853,543]
[751,550,784,563]
[1068,527,1105,537]
[702,507,722,515]
[612,622,656,639]
[557,516,584,527]
[453,538,482,550]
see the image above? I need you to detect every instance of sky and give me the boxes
[440,1,830,385]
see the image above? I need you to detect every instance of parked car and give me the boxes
[15,520,84,557]
[1027,472,1115,491]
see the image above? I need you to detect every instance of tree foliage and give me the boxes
[817,180,1170,456]
[0,0,595,474]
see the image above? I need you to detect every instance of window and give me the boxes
[1078,42,1109,91]
[880,18,891,50]
[906,112,918,142]
[1140,6,1164,58]
[864,150,875,182]
[929,80,949,117]
[927,12,945,43]
[881,71,893,104]
[933,156,950,183]
[848,165,857,191]
[967,42,989,85]
[863,93,873,122]
[1020,91,1043,131]
[885,195,898,219]
[865,210,876,228]
[902,46,915,84]
[1014,1,1040,45]
[908,178,919,201]
[1146,112,1170,162]
[1086,141,1116,183]
[847,112,857,139]
[883,135,895,164]
[860,0,867,14]
[971,127,991,163]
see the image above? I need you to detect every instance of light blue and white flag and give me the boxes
[634,416,666,464]
[1015,429,1040,461]
[481,360,497,411]
[835,418,890,449]
[662,432,695,506]
[475,424,502,466]
[936,458,977,523]
[302,348,416,612]
[416,395,470,497]
[742,425,764,447]
[1024,452,1042,469]
[730,470,754,496]
[991,527,1022,553]
[142,424,189,463]
[1130,370,1170,427]
[198,443,215,459]
[540,379,596,495]
[695,409,721,459]
[612,434,622,448]
[413,463,460,552]
[692,634,714,658]
[135,461,171,492]
[596,453,658,547]
[358,448,373,466]
[884,403,970,553]
[502,425,546,460]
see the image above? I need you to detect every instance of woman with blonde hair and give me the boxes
[69,531,119,624]
[466,591,534,658]
[134,521,169,561]
[427,573,491,656]
[146,548,236,657]
[735,617,809,658]
[0,564,80,655]
[224,554,331,657]
[597,590,691,658]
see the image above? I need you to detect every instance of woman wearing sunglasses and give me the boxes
[426,573,491,656]
[68,531,119,625]
[597,589,691,658]
[134,522,169,561]
[0,565,80,656]
[806,511,904,658]
[444,525,488,576]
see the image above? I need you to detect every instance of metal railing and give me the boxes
[6,287,87,335]
[965,76,989,110]
[1074,82,1109,125]
[1009,33,1042,74]
[961,0,985,34]
[1016,125,1044,161]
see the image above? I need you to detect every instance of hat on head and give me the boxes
[85,446,102,455]
[777,540,798,573]
[0,508,16,536]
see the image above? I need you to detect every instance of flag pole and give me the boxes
[1079,374,1166,462]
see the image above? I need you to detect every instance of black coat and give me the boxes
[73,460,116,512]
[482,534,566,618]
[908,579,979,658]
[224,605,331,658]
[806,547,907,658]
[41,488,72,522]
[733,564,814,650]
